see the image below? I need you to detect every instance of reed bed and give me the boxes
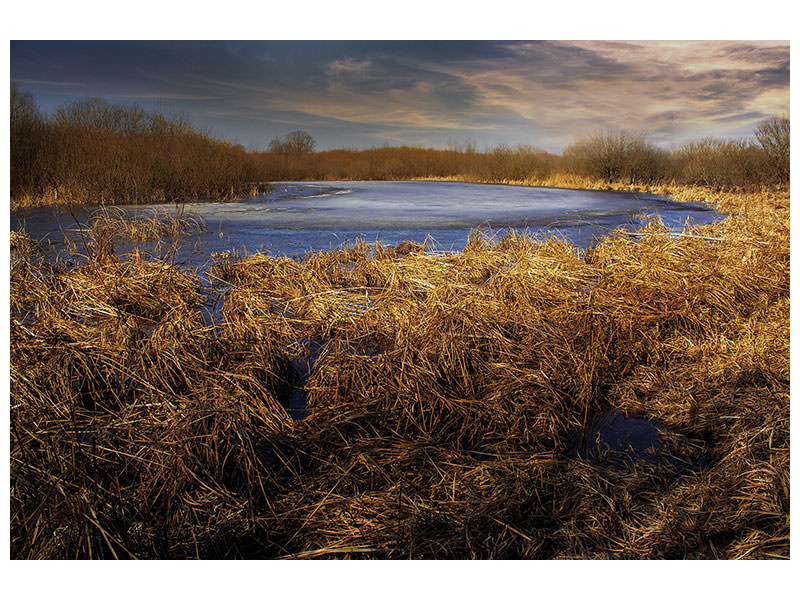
[9,186,789,559]
[87,206,207,242]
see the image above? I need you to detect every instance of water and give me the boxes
[567,409,711,470]
[11,180,719,267]
[570,410,664,463]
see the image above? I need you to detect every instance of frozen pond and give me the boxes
[11,180,719,266]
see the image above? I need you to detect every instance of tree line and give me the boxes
[254,121,789,189]
[11,86,789,207]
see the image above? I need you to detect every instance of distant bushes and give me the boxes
[11,86,259,206]
[561,124,789,189]
[675,138,770,188]
[754,115,790,184]
[250,144,557,182]
[10,86,48,197]
[10,86,789,208]
[470,145,556,182]
[562,130,669,185]
[256,125,788,189]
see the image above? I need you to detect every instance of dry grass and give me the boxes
[86,206,207,241]
[9,185,789,559]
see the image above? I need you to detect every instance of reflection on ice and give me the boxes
[11,180,719,266]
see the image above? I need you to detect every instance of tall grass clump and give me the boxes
[86,206,207,242]
[10,226,298,557]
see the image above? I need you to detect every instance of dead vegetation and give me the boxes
[9,186,789,559]
[86,206,207,242]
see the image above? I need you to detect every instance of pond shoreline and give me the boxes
[10,175,753,211]
[11,180,721,265]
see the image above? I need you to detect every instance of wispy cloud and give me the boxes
[14,78,84,87]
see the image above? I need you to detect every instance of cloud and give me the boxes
[417,40,790,147]
[328,58,373,81]
[13,78,84,87]
[9,40,790,150]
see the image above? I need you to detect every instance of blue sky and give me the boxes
[10,40,790,152]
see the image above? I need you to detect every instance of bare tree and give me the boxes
[564,129,666,184]
[285,130,315,154]
[269,130,315,154]
[268,136,285,153]
[754,115,789,184]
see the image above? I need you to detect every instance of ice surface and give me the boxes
[12,180,719,267]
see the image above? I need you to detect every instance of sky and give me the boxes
[10,40,790,153]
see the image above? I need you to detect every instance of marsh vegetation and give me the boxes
[9,88,790,559]
[10,185,789,558]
